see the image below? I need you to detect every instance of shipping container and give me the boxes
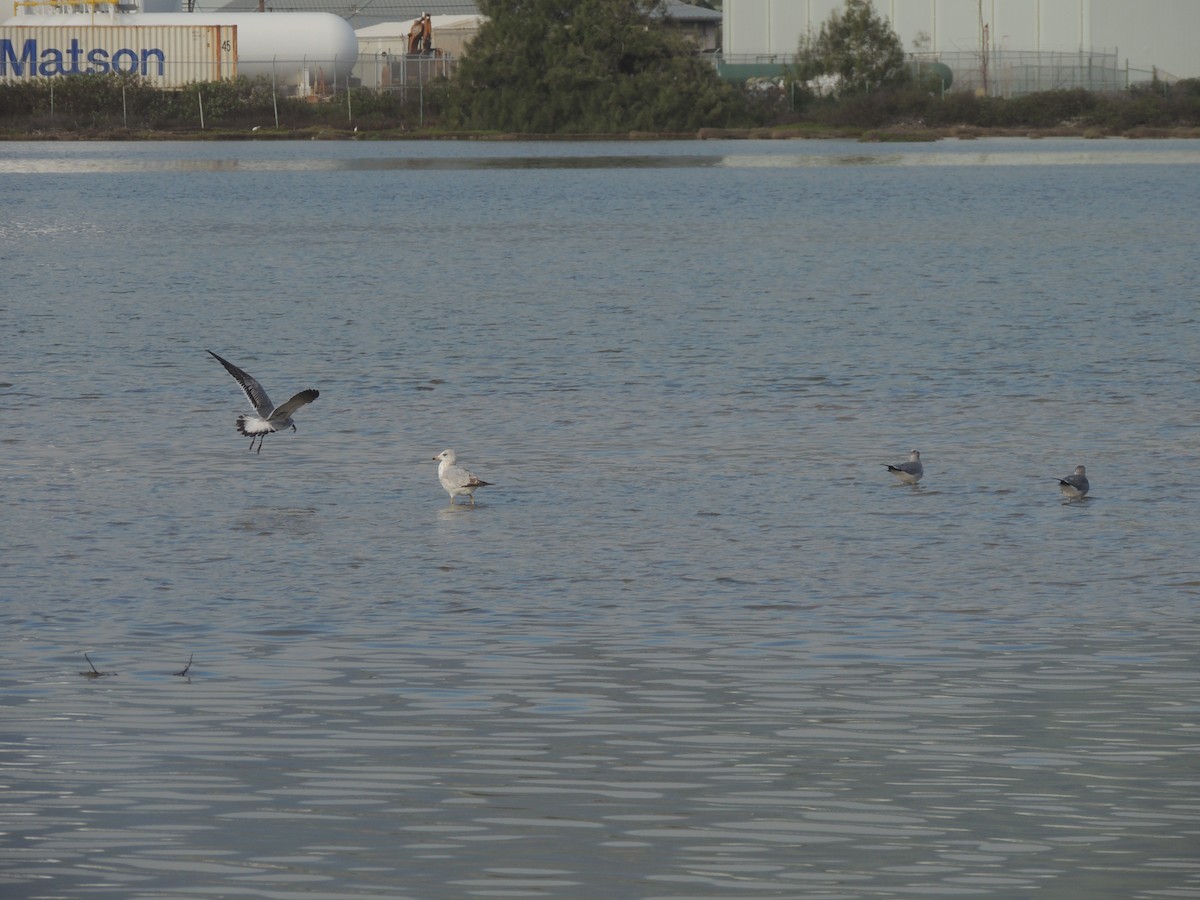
[0,24,237,87]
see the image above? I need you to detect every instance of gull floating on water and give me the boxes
[885,449,924,485]
[433,449,492,505]
[1057,464,1089,501]
[207,350,319,454]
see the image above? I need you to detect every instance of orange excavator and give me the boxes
[407,13,432,54]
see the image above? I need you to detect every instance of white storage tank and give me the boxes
[130,12,357,88]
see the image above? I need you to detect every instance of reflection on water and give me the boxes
[2,142,1198,174]
[0,154,726,174]
[721,149,1200,167]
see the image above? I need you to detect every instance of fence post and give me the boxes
[271,57,280,127]
[122,84,128,129]
[197,89,205,130]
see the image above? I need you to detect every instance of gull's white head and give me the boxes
[433,449,456,464]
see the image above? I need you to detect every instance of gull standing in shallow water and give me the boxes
[207,350,319,454]
[885,449,924,485]
[433,449,492,505]
[1058,464,1089,501]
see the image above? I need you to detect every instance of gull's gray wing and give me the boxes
[443,464,490,490]
[208,350,274,416]
[441,464,474,490]
[272,389,320,419]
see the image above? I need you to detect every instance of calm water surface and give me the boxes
[1,138,1199,898]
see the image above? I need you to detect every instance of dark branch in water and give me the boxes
[173,654,194,677]
[80,652,116,678]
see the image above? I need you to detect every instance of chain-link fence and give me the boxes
[716,48,1175,98]
[353,51,457,93]
[2,43,1172,100]
[926,48,1170,98]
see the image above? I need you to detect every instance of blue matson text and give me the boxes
[1,38,166,76]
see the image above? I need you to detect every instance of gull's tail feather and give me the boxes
[236,415,274,437]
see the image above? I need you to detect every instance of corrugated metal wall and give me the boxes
[724,0,1200,80]
[0,25,237,87]
[1089,0,1200,79]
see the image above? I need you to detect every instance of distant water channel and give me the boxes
[2,138,1199,899]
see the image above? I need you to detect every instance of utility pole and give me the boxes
[978,0,990,95]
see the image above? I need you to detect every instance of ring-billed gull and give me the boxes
[1057,464,1089,501]
[433,449,492,505]
[207,350,319,454]
[885,449,923,484]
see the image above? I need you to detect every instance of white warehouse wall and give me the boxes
[1088,0,1200,78]
[724,0,1200,79]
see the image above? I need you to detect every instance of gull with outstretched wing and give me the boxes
[207,350,319,454]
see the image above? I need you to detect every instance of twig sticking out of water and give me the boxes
[173,654,194,677]
[80,652,116,678]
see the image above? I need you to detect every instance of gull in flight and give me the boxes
[885,449,924,485]
[207,350,319,454]
[433,449,492,505]
[1057,464,1089,501]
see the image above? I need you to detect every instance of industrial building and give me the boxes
[5,0,1194,98]
[724,0,1200,91]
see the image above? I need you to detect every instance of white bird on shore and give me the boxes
[433,449,492,505]
[1057,464,1089,501]
[885,449,924,485]
[207,350,319,454]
